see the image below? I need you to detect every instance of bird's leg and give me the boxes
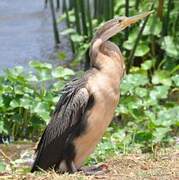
[79,163,109,175]
[66,160,77,173]
[70,161,77,173]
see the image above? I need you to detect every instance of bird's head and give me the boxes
[94,11,153,42]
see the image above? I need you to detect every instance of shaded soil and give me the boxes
[0,144,179,180]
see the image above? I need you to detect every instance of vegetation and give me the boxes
[0,61,75,140]
[0,0,179,175]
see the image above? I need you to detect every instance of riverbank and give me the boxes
[0,144,178,179]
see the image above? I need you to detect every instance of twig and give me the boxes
[0,149,13,164]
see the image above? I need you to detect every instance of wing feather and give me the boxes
[31,78,90,172]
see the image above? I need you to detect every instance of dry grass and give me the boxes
[0,145,179,180]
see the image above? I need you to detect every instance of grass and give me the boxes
[0,144,179,179]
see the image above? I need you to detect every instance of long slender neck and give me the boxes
[90,39,125,82]
[89,38,103,66]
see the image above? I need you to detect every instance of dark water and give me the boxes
[0,0,72,73]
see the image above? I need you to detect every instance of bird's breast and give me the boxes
[73,73,119,168]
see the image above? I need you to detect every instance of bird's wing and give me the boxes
[31,78,90,172]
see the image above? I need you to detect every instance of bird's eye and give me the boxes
[118,19,122,23]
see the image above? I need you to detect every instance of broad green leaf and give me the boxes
[0,121,8,134]
[143,17,162,37]
[135,43,150,57]
[60,28,75,36]
[29,61,52,70]
[172,74,179,87]
[152,127,171,143]
[121,74,149,95]
[123,40,133,50]
[10,99,20,108]
[27,73,38,82]
[128,30,138,42]
[52,81,65,91]
[52,66,75,79]
[141,60,153,70]
[20,97,33,109]
[161,36,178,58]
[37,69,52,81]
[33,102,50,122]
[152,70,172,86]
[135,131,152,142]
[0,96,4,107]
[156,106,179,126]
[71,34,84,42]
[150,85,170,100]
[135,87,148,97]
[14,85,24,95]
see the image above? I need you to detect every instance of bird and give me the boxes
[31,11,152,174]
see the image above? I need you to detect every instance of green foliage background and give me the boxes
[0,0,179,165]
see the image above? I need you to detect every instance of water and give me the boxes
[0,0,72,73]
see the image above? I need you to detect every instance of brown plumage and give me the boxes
[31,12,152,173]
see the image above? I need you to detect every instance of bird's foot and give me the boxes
[79,163,109,175]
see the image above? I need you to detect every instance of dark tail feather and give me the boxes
[31,130,46,172]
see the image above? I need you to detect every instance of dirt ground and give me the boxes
[0,144,179,180]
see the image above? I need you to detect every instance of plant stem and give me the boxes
[87,0,93,38]
[111,0,114,18]
[79,0,88,36]
[69,0,74,10]
[49,0,60,46]
[63,0,75,53]
[44,0,48,8]
[125,0,129,40]
[157,0,164,20]
[162,0,172,36]
[135,0,140,10]
[127,3,154,72]
[56,0,60,10]
[74,0,81,34]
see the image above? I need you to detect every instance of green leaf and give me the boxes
[150,85,169,100]
[29,61,52,70]
[172,74,179,87]
[161,36,178,58]
[26,73,38,82]
[33,102,50,122]
[10,99,20,108]
[37,69,52,81]
[156,106,179,126]
[135,87,148,97]
[52,66,75,79]
[135,131,152,142]
[143,17,162,37]
[134,43,150,57]
[152,127,171,143]
[0,96,4,107]
[141,60,153,70]
[71,34,84,42]
[0,121,8,134]
[20,97,33,109]
[121,73,149,95]
[152,70,172,86]
[123,40,133,50]
[60,28,75,36]
[52,81,65,91]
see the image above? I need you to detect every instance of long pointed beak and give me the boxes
[124,11,153,26]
